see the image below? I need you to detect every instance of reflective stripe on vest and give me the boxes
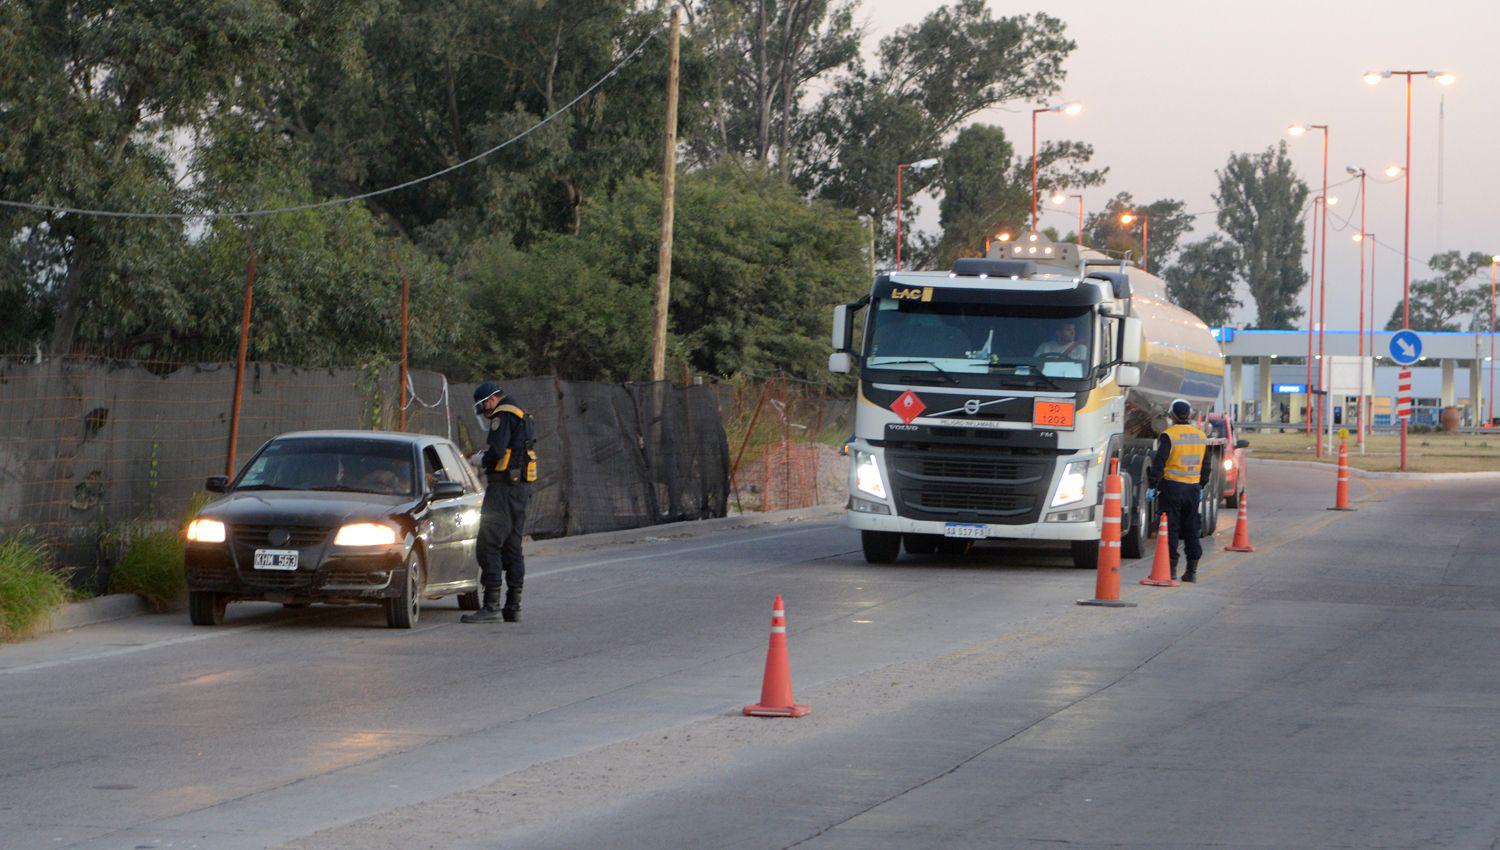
[1163,424,1207,484]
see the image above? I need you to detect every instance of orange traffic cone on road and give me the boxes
[1078,459,1137,608]
[1224,493,1255,552]
[1328,436,1356,511]
[744,595,810,718]
[1140,513,1181,587]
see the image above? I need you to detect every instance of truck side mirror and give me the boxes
[1120,317,1144,363]
[831,304,851,352]
[1116,365,1141,387]
[829,352,852,374]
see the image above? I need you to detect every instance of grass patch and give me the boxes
[0,535,70,641]
[1243,430,1500,473]
[110,529,185,612]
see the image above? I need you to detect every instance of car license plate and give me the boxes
[253,549,299,570]
[943,523,986,539]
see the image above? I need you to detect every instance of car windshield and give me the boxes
[1207,419,1228,438]
[235,438,415,496]
[865,299,1094,379]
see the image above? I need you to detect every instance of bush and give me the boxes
[0,536,70,641]
[111,530,185,612]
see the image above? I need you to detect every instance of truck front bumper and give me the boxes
[846,508,1100,541]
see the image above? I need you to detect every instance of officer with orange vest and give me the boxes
[1149,398,1208,583]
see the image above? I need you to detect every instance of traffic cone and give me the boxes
[1079,459,1137,608]
[1139,513,1180,587]
[1328,438,1356,511]
[743,595,810,718]
[1224,492,1255,552]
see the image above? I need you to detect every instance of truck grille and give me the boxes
[912,456,1045,483]
[886,448,1047,524]
[903,487,1033,516]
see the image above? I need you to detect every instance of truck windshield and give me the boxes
[865,299,1094,380]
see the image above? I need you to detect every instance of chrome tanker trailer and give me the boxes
[829,234,1226,568]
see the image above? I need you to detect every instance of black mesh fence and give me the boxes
[0,355,729,582]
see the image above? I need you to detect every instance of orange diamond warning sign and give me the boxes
[892,390,926,424]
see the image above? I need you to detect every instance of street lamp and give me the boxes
[1031,101,1083,230]
[1491,255,1499,426]
[1289,122,1331,454]
[1052,192,1084,246]
[1364,69,1452,469]
[1347,165,1371,449]
[1119,212,1148,272]
[895,157,940,271]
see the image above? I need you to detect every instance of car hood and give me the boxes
[199,490,415,527]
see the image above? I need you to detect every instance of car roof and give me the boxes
[273,430,448,445]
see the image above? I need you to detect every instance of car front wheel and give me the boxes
[189,591,227,626]
[384,551,424,629]
[457,567,482,611]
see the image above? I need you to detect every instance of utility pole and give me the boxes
[651,5,682,382]
[226,231,256,478]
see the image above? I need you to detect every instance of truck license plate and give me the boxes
[943,523,986,539]
[253,549,299,570]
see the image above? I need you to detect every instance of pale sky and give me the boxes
[862,0,1499,330]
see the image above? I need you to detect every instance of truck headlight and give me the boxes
[334,523,399,547]
[185,518,226,543]
[1050,461,1089,507]
[854,451,887,500]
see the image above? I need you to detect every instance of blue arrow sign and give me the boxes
[1389,329,1422,365]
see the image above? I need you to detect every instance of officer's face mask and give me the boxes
[473,395,497,434]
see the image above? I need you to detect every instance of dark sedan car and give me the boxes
[184,431,485,628]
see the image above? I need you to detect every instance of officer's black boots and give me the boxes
[1182,560,1199,583]
[501,588,522,623]
[461,588,506,623]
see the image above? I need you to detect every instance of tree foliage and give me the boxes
[1384,250,1493,331]
[1162,236,1241,327]
[1083,193,1194,273]
[1214,143,1309,329]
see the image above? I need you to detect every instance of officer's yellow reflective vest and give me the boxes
[1162,423,1208,484]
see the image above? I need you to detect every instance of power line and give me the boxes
[0,27,662,222]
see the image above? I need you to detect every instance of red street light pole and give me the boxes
[895,158,940,271]
[1365,69,1453,470]
[1349,167,1369,448]
[1366,232,1377,435]
[1031,102,1083,230]
[1119,212,1149,272]
[1304,196,1321,434]
[1289,123,1330,456]
[1491,256,1499,425]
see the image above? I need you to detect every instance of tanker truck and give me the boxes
[828,233,1227,568]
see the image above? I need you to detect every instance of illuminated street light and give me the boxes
[1031,100,1083,229]
[1385,164,1405,178]
[1119,212,1149,271]
[1287,124,1308,137]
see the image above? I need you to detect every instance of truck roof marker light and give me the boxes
[1011,275,1020,281]
[979,273,989,279]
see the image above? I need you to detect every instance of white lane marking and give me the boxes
[0,523,839,675]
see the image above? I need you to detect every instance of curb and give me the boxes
[43,594,155,634]
[1255,458,1500,481]
[526,505,845,558]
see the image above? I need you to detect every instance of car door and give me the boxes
[434,442,483,586]
[420,443,465,585]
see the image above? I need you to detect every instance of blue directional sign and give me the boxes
[1273,383,1308,394]
[1389,329,1422,365]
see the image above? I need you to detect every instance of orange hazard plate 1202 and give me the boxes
[1032,400,1075,428]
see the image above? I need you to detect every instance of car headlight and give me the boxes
[1223,458,1234,470]
[854,451,887,500]
[334,523,399,546]
[185,518,226,543]
[1050,461,1089,507]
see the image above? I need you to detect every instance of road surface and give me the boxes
[4,462,1499,849]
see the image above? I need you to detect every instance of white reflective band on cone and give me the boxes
[771,626,786,633]
[772,610,785,618]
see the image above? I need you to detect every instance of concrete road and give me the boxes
[4,462,1500,849]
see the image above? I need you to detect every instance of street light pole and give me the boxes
[1119,212,1148,272]
[1305,196,1321,435]
[895,158,940,271]
[1491,257,1499,425]
[1349,167,1368,451]
[1364,69,1454,470]
[1289,123,1330,456]
[1031,102,1082,230]
[1052,193,1084,246]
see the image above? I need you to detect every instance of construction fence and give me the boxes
[0,355,729,585]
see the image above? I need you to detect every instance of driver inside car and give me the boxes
[1033,317,1089,361]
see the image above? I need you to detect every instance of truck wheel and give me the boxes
[1070,540,1099,570]
[861,530,901,564]
[1200,472,1221,537]
[903,534,940,555]
[188,591,227,626]
[1121,477,1149,559]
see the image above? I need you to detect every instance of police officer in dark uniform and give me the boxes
[461,382,533,623]
[1149,398,1207,583]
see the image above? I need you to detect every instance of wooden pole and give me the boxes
[226,232,256,478]
[650,5,682,381]
[398,271,410,431]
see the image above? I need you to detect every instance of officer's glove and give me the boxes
[1146,487,1158,502]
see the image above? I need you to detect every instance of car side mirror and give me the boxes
[431,480,465,501]
[205,475,228,493]
[1236,439,1250,449]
